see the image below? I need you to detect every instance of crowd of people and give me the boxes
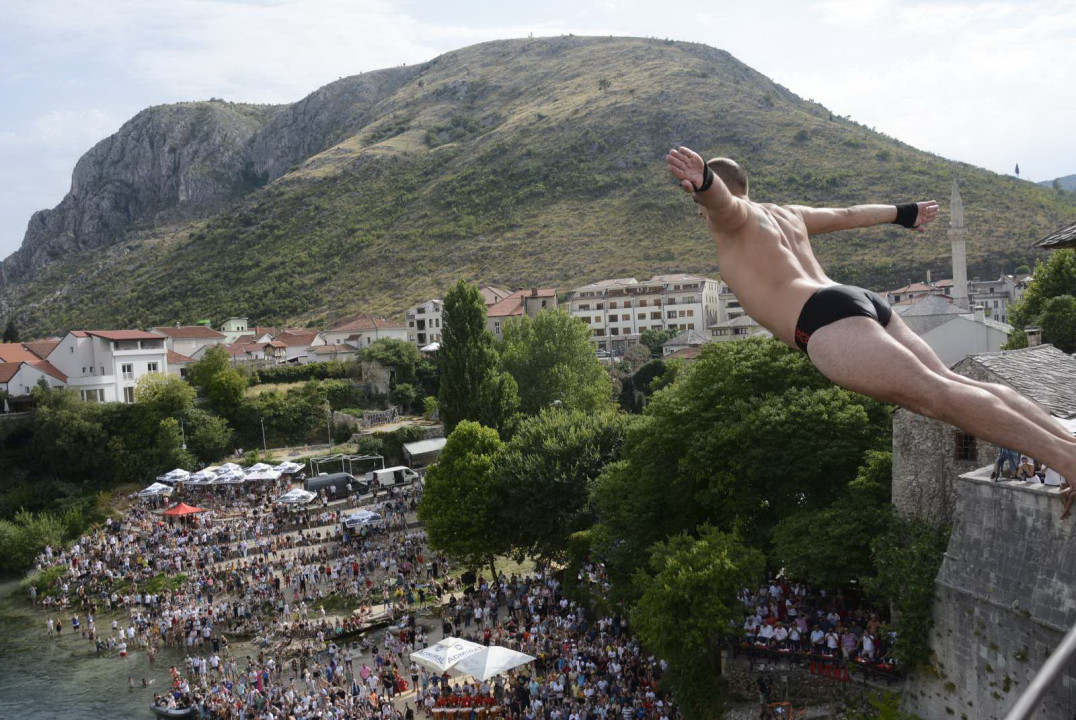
[738,581,896,669]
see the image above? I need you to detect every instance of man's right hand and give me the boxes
[666,147,705,194]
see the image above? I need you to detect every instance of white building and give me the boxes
[708,314,770,342]
[315,315,409,348]
[405,299,443,347]
[149,325,226,358]
[486,288,558,338]
[894,295,1011,367]
[219,317,250,343]
[0,361,66,406]
[273,330,319,363]
[566,274,721,355]
[46,330,169,403]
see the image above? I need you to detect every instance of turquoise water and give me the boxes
[0,579,179,719]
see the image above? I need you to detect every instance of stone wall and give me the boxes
[723,654,881,707]
[901,469,1076,719]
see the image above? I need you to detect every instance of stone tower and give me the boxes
[949,180,970,310]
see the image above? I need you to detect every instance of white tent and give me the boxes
[277,489,316,505]
[451,646,536,681]
[213,471,246,485]
[187,469,216,484]
[342,509,383,529]
[246,469,282,481]
[216,462,243,474]
[274,461,304,474]
[137,482,174,497]
[248,462,273,472]
[156,468,191,484]
[410,637,484,673]
[420,342,440,353]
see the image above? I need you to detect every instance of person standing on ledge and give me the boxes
[666,146,1076,510]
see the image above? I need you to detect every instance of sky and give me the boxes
[1,0,1074,259]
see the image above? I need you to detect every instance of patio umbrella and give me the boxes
[163,502,206,516]
[277,489,316,505]
[450,646,537,681]
[410,637,484,674]
[188,469,216,484]
[275,461,304,474]
[138,482,174,497]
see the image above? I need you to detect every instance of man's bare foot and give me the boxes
[1062,505,1071,520]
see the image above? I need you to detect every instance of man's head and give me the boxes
[707,158,749,197]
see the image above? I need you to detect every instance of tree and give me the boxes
[418,421,508,573]
[188,346,232,390]
[499,310,613,415]
[183,408,233,462]
[361,338,422,383]
[1038,295,1076,353]
[134,373,197,415]
[206,368,247,418]
[2,319,19,343]
[1006,249,1076,349]
[438,280,517,433]
[771,450,893,588]
[640,327,678,355]
[631,527,765,718]
[591,338,889,588]
[490,408,630,559]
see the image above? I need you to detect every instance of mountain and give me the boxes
[3,36,1074,336]
[1039,174,1076,192]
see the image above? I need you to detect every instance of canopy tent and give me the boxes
[245,469,282,482]
[419,342,440,353]
[163,502,206,516]
[216,462,243,474]
[187,469,217,484]
[247,462,274,472]
[403,437,446,468]
[213,471,246,485]
[342,509,382,529]
[137,482,174,498]
[410,637,484,674]
[156,468,191,484]
[274,461,304,475]
[277,489,316,505]
[450,646,536,681]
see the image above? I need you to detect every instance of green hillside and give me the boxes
[5,36,1075,335]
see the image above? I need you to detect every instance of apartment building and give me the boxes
[149,325,226,358]
[567,274,721,354]
[885,274,1030,323]
[46,330,168,403]
[405,299,443,347]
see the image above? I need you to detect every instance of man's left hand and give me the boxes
[913,200,940,232]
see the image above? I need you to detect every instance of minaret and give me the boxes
[949,179,970,311]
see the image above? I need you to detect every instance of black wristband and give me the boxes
[694,164,714,193]
[893,202,919,228]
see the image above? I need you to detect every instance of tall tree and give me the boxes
[134,372,197,415]
[631,526,765,718]
[490,407,629,559]
[418,421,508,573]
[2,319,18,343]
[1006,249,1076,350]
[438,280,517,432]
[499,310,613,415]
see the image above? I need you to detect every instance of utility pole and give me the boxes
[260,418,267,452]
[179,418,186,451]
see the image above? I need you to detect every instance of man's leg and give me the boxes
[806,317,1076,482]
[884,314,1076,446]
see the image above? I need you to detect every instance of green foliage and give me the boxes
[640,328,681,355]
[189,347,248,418]
[20,565,67,597]
[390,382,422,412]
[418,421,508,568]
[438,280,518,433]
[2,318,19,343]
[134,373,196,415]
[490,408,630,559]
[499,310,614,415]
[631,527,764,718]
[234,383,328,447]
[188,346,232,389]
[316,378,366,410]
[771,451,892,588]
[252,360,353,385]
[422,395,438,419]
[361,338,422,382]
[182,408,233,462]
[0,509,66,573]
[1007,250,1076,351]
[591,338,889,587]
[865,516,950,670]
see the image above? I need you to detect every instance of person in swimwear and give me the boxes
[666,146,1076,500]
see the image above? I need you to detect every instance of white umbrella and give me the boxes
[450,646,536,681]
[248,462,273,472]
[274,461,304,474]
[217,462,242,474]
[188,469,216,484]
[246,469,282,481]
[213,471,246,485]
[138,482,174,497]
[277,489,316,505]
[410,637,485,674]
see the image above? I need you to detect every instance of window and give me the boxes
[639,300,648,307]
[954,433,977,461]
[678,310,686,317]
[594,329,605,336]
[581,316,591,324]
[121,363,134,380]
[609,302,618,309]
[594,316,602,324]
[541,301,547,308]
[123,387,135,403]
[99,366,104,375]
[688,324,694,330]
[622,314,630,321]
[666,310,677,319]
[638,313,645,320]
[147,362,159,373]
[80,389,104,403]
[610,328,619,336]
[651,312,661,320]
[687,309,694,317]
[579,304,590,311]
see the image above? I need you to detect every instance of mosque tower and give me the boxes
[949,179,970,310]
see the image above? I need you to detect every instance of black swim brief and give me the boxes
[794,284,892,352]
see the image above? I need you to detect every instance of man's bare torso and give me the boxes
[705,201,834,347]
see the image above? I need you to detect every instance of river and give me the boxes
[0,578,188,719]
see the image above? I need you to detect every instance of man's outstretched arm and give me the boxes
[790,201,940,235]
[666,147,751,233]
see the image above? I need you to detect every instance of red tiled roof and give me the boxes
[312,344,357,354]
[251,326,278,338]
[0,343,39,363]
[152,326,226,339]
[887,282,934,295]
[23,339,61,359]
[274,331,318,347]
[0,362,22,383]
[167,350,195,364]
[84,330,164,341]
[479,286,513,305]
[232,334,256,345]
[32,360,67,382]
[330,314,405,332]
[487,294,525,319]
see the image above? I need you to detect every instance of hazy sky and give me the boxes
[1,0,1074,258]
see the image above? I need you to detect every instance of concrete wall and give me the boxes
[902,469,1076,719]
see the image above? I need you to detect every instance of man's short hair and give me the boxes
[707,157,749,197]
